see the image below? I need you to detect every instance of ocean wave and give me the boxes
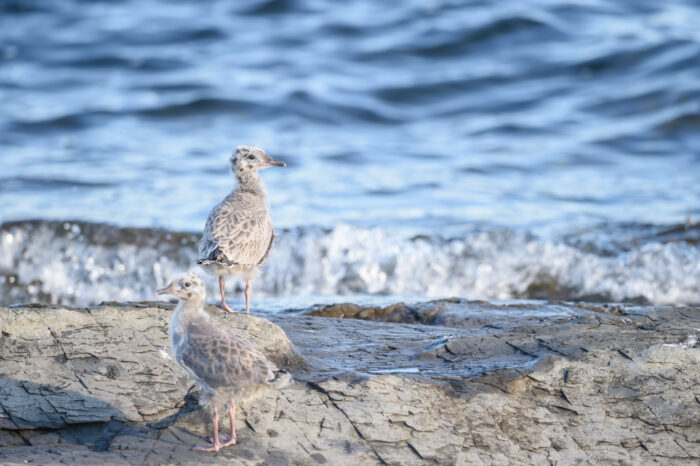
[0,177,116,192]
[2,1,700,307]
[236,0,299,16]
[1,220,698,307]
[399,16,560,58]
[137,97,265,118]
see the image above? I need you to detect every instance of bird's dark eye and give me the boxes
[184,282,191,288]
[248,154,256,160]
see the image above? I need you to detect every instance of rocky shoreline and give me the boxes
[0,299,698,464]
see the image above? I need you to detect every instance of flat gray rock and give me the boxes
[1,300,699,464]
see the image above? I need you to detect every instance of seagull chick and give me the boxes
[156,273,291,452]
[198,145,285,313]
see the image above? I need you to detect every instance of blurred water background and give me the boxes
[1,0,699,307]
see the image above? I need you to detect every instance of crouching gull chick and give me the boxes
[198,145,286,313]
[156,273,291,452]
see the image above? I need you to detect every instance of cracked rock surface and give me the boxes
[0,300,699,464]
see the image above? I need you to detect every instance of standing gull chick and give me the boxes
[198,145,285,313]
[156,273,291,452]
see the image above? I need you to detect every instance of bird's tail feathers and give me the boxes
[197,247,237,267]
[269,370,293,389]
[196,258,236,267]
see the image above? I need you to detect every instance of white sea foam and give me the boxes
[0,221,698,307]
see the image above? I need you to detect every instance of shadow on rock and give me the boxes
[0,378,129,451]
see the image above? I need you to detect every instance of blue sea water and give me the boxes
[1,0,699,306]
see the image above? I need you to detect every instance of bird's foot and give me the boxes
[218,301,236,313]
[212,434,236,447]
[193,441,221,452]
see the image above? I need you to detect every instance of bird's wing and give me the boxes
[198,192,274,266]
[179,321,277,390]
[257,231,275,266]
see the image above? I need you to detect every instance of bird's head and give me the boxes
[230,145,285,175]
[155,273,205,302]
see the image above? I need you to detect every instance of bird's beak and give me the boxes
[155,282,177,296]
[268,159,286,167]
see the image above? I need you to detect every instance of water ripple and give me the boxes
[0,0,698,261]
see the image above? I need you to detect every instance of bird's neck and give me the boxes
[235,170,267,198]
[171,299,208,332]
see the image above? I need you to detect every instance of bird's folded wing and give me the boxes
[179,322,275,389]
[199,194,273,265]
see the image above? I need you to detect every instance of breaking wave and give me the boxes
[1,220,698,307]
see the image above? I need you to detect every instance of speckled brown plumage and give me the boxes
[197,146,285,313]
[156,273,291,452]
[198,192,275,272]
[178,320,279,404]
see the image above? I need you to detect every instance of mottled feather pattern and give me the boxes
[198,191,274,269]
[162,272,291,451]
[179,321,277,393]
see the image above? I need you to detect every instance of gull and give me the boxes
[197,145,285,313]
[156,273,291,452]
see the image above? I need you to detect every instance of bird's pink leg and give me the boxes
[194,405,221,452]
[218,401,237,447]
[244,280,251,314]
[218,275,235,313]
